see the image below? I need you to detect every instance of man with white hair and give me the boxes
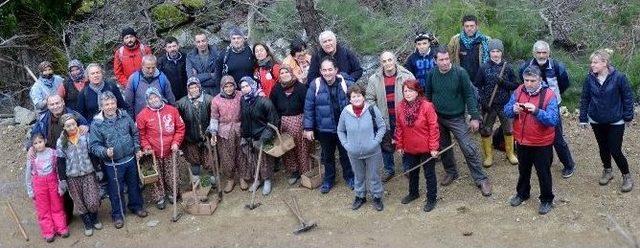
[306,30,363,83]
[519,40,575,179]
[125,54,176,116]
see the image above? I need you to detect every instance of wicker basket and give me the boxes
[301,154,323,189]
[181,182,216,215]
[137,153,159,185]
[262,123,295,157]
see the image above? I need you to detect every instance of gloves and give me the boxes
[58,180,68,196]
[578,123,589,129]
[95,171,104,181]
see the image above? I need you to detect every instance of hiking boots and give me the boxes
[372,197,384,211]
[239,178,249,190]
[538,202,553,215]
[479,180,492,196]
[509,195,526,207]
[249,181,261,193]
[423,200,437,212]
[621,173,634,192]
[288,172,300,185]
[351,196,366,210]
[155,199,166,210]
[224,179,235,193]
[262,179,272,196]
[481,137,494,167]
[440,174,458,186]
[401,194,419,204]
[599,168,614,185]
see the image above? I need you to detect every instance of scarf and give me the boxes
[88,81,105,95]
[403,97,424,126]
[525,84,542,95]
[68,128,79,145]
[39,76,54,87]
[459,30,490,63]
[241,77,261,105]
[353,104,364,118]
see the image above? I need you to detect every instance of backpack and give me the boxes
[313,75,348,97]
[130,72,167,112]
[117,44,147,62]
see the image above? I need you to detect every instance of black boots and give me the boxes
[351,197,366,210]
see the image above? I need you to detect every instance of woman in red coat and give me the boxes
[395,80,440,212]
[136,87,186,210]
[253,43,280,97]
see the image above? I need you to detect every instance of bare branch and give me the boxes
[0,0,11,8]
[599,213,640,248]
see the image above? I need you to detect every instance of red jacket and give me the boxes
[395,98,440,155]
[511,85,557,146]
[254,63,280,97]
[136,104,186,158]
[113,43,153,87]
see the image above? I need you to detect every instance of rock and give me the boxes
[146,219,160,227]
[151,3,189,30]
[182,0,206,10]
[0,118,15,126]
[13,106,36,126]
[462,231,473,236]
[559,106,569,117]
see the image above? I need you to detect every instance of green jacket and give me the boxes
[365,64,415,127]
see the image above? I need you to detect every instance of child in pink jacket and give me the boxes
[25,133,69,242]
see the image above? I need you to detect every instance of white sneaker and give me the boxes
[249,181,261,192]
[210,175,217,187]
[262,180,272,196]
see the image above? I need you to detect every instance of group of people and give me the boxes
[24,14,635,243]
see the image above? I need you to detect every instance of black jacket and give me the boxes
[269,81,308,117]
[176,94,214,144]
[473,60,519,109]
[158,51,188,100]
[215,45,255,90]
[241,97,280,142]
[307,44,363,83]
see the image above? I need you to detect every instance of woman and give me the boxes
[239,76,280,195]
[270,66,311,185]
[395,80,440,212]
[253,43,280,97]
[282,39,312,83]
[58,59,89,112]
[579,48,635,192]
[209,75,250,193]
[56,113,102,236]
[337,85,385,211]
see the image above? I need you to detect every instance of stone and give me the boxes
[13,106,36,126]
[559,106,569,117]
[151,3,189,30]
[146,219,160,227]
[0,118,15,126]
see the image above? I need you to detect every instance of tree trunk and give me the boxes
[295,0,322,52]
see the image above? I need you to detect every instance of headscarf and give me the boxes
[186,76,202,100]
[67,59,85,82]
[240,76,261,104]
[219,75,237,99]
[278,66,296,89]
[145,87,165,110]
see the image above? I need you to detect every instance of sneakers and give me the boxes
[320,182,333,194]
[92,213,103,230]
[249,181,261,193]
[81,214,93,236]
[561,166,575,179]
[155,199,166,210]
[262,179,272,196]
[372,197,384,211]
[401,194,419,204]
[224,179,235,193]
[288,172,300,186]
[599,168,614,185]
[351,197,366,210]
[538,202,553,215]
[479,180,492,197]
[239,178,249,191]
[440,174,458,186]
[423,200,437,212]
[621,173,634,192]
[114,219,124,229]
[84,228,93,237]
[135,210,148,218]
[509,195,526,207]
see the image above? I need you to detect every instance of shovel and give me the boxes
[171,150,182,222]
[245,142,264,210]
[282,195,316,234]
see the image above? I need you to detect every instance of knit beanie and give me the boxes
[67,59,84,71]
[121,27,137,38]
[187,76,201,87]
[38,61,53,72]
[488,39,504,52]
[229,27,244,37]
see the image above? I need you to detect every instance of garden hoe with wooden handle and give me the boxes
[282,195,316,234]
[387,142,457,182]
[245,142,263,210]
[206,137,223,203]
[171,150,182,222]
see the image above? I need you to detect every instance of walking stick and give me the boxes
[171,150,181,222]
[245,142,264,210]
[109,147,126,223]
[387,142,457,182]
[205,137,223,202]
[482,62,508,124]
[6,202,28,241]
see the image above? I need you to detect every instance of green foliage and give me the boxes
[182,0,206,10]
[151,3,189,30]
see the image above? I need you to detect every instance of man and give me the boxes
[158,36,188,100]
[113,27,152,89]
[404,31,438,88]
[89,91,147,229]
[186,33,220,96]
[57,59,88,112]
[307,30,363,83]
[303,57,354,194]
[474,39,520,167]
[30,61,64,112]
[519,40,575,178]
[136,87,185,210]
[366,51,416,181]
[215,27,255,90]
[125,55,176,117]
[504,66,559,215]
[77,63,127,123]
[176,77,216,187]
[425,47,492,196]
[448,15,491,82]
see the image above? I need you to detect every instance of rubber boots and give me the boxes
[504,135,519,165]
[481,137,494,167]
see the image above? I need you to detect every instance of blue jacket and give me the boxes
[307,44,363,83]
[125,69,176,117]
[579,67,634,124]
[186,45,219,90]
[28,108,87,148]
[404,49,437,89]
[88,109,141,165]
[303,76,352,133]
[519,58,570,103]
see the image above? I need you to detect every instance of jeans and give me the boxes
[591,124,630,174]
[349,152,384,198]
[403,153,437,202]
[516,145,554,203]
[318,132,353,184]
[104,159,144,220]
[554,116,575,170]
[382,125,396,175]
[439,116,488,184]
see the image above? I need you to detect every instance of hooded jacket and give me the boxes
[30,75,64,112]
[337,103,386,159]
[209,81,242,140]
[136,103,186,158]
[113,42,153,87]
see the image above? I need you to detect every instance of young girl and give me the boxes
[56,113,102,236]
[25,133,69,242]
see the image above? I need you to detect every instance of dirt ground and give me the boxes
[1,115,639,248]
